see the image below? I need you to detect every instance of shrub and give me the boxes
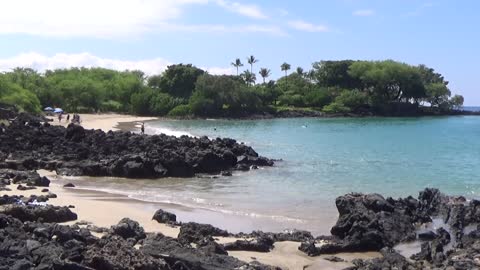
[323,102,350,113]
[100,100,123,112]
[278,94,305,107]
[149,92,175,115]
[335,90,367,110]
[305,89,332,108]
[168,104,192,117]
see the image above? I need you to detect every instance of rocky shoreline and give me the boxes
[168,108,480,120]
[2,167,480,269]
[0,113,274,179]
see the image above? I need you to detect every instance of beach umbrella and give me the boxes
[44,107,54,111]
[54,108,64,113]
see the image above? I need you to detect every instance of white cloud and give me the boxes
[0,52,232,76]
[287,20,329,33]
[215,0,268,19]
[156,23,286,36]
[353,9,375,16]
[0,0,273,38]
[0,0,210,38]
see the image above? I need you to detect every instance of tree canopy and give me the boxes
[0,59,465,117]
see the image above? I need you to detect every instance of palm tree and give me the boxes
[296,67,304,76]
[306,69,315,82]
[231,58,243,76]
[247,55,259,73]
[281,62,291,77]
[259,68,271,83]
[281,62,291,92]
[242,70,256,86]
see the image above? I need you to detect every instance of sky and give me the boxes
[0,0,479,104]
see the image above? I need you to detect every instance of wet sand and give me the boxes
[0,170,382,270]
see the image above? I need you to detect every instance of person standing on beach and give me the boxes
[66,114,70,122]
[141,122,145,135]
[58,113,62,122]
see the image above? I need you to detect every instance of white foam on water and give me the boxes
[70,185,305,224]
[145,124,194,137]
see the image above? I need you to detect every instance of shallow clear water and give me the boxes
[76,116,480,235]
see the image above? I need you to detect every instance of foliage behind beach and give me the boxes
[0,60,464,116]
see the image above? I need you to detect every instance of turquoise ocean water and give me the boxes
[72,116,480,235]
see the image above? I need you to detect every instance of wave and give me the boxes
[69,185,305,224]
[145,124,195,137]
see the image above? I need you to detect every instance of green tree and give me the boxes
[168,104,192,117]
[334,90,368,111]
[313,60,362,89]
[158,64,205,98]
[242,70,256,85]
[0,75,41,112]
[349,60,426,107]
[147,74,162,89]
[130,88,153,115]
[258,68,271,83]
[190,74,260,116]
[276,72,310,95]
[450,95,464,110]
[281,62,291,92]
[281,62,291,77]
[5,68,45,95]
[231,58,243,76]
[149,92,175,115]
[322,102,350,114]
[424,83,451,107]
[247,55,258,73]
[304,87,333,108]
[296,67,304,76]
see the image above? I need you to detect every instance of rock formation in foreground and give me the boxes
[298,188,480,269]
[0,114,274,179]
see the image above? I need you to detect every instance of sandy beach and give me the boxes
[2,169,381,270]
[47,113,157,132]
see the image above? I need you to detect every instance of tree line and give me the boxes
[0,57,464,117]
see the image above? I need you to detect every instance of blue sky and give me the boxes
[0,0,479,104]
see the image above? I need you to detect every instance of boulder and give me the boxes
[223,236,274,252]
[31,176,50,187]
[141,233,279,270]
[110,218,146,241]
[152,209,177,224]
[326,192,417,253]
[0,205,77,222]
[298,241,320,257]
[17,184,36,191]
[178,222,229,244]
[65,123,86,142]
[83,234,168,270]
